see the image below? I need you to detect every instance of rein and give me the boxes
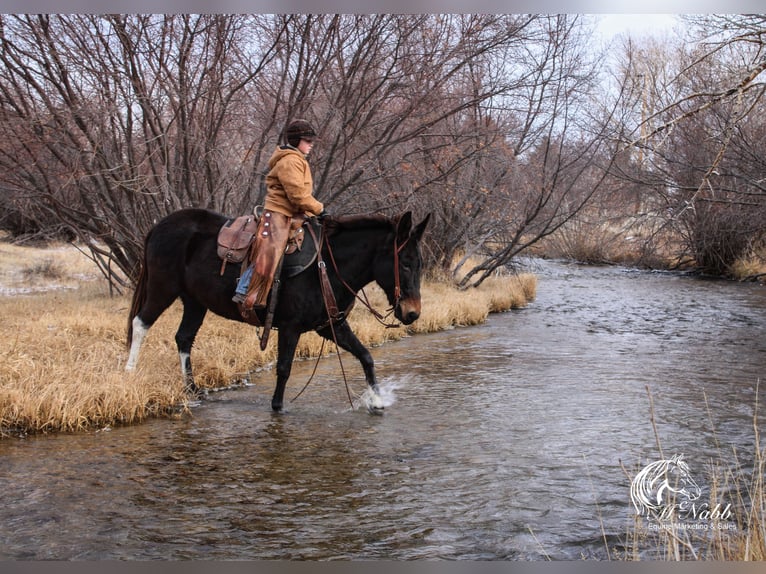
[292,219,407,407]
[308,220,404,329]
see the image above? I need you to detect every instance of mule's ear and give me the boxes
[413,213,431,241]
[396,211,413,242]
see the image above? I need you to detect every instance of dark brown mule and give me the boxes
[125,208,430,412]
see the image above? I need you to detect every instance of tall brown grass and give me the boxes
[535,214,682,269]
[617,385,766,561]
[0,241,536,436]
[730,248,766,282]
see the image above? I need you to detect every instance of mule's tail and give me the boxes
[126,254,148,350]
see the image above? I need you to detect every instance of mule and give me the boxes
[125,208,430,412]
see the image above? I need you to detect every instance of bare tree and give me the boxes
[0,15,283,287]
[609,15,766,274]
[444,15,619,287]
[0,13,618,289]
[284,14,615,287]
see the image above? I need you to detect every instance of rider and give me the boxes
[233,119,327,310]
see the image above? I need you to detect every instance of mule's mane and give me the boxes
[325,213,396,233]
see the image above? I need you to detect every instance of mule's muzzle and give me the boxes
[396,297,421,325]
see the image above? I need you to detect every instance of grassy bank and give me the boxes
[534,214,766,281]
[0,240,536,436]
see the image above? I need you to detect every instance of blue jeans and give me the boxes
[235,266,253,296]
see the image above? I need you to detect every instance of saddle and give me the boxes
[216,210,322,343]
[281,216,321,278]
[216,208,316,277]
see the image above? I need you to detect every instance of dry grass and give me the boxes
[730,247,766,282]
[616,386,766,561]
[619,457,766,561]
[0,237,101,295]
[534,214,685,270]
[0,241,536,436]
[537,212,766,282]
[1,285,187,434]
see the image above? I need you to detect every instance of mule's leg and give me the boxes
[126,292,178,372]
[272,328,301,412]
[176,296,208,395]
[126,316,150,371]
[316,320,384,411]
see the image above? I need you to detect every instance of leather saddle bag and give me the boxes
[217,215,259,275]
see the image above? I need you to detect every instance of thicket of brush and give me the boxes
[0,240,536,436]
[537,213,766,281]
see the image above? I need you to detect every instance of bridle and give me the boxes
[307,220,408,329]
[392,233,410,308]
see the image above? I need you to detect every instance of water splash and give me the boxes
[354,375,410,411]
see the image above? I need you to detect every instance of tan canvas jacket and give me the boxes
[264,146,324,217]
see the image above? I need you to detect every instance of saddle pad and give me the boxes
[281,217,321,278]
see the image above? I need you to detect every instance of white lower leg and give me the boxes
[125,316,149,371]
[368,389,384,410]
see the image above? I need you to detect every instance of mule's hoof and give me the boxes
[367,404,385,415]
[187,387,206,399]
[363,390,385,414]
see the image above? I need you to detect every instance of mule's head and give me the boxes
[375,211,431,325]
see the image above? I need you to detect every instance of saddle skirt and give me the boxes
[216,214,258,275]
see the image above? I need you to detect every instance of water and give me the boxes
[2,262,765,560]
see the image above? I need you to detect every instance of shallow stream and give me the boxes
[2,262,765,559]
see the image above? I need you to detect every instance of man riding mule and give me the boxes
[233,119,326,312]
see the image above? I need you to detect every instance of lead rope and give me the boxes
[290,337,356,408]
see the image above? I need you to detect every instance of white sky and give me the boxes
[596,14,680,42]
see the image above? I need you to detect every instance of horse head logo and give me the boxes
[630,454,702,517]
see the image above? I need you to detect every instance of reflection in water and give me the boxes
[1,262,765,559]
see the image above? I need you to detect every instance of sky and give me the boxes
[596,14,680,42]
[0,0,757,13]
[0,0,755,11]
